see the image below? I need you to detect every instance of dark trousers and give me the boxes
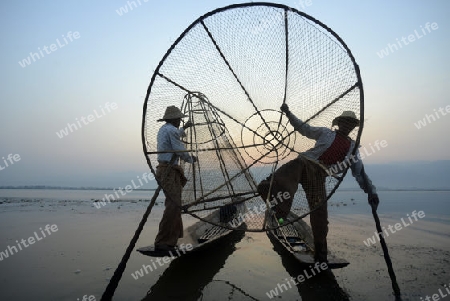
[154,164,184,247]
[257,156,328,259]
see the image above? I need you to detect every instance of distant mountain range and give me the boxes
[338,160,450,191]
[0,161,449,191]
[0,185,156,191]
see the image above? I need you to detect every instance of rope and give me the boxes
[100,155,177,300]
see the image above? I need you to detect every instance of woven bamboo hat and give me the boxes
[157,106,187,121]
[332,111,360,127]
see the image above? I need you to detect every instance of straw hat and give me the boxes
[332,111,360,127]
[157,106,187,121]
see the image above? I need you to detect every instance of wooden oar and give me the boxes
[101,155,177,301]
[362,166,401,299]
[371,203,402,299]
[100,185,162,301]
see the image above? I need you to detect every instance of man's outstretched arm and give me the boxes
[280,103,329,140]
[350,153,379,210]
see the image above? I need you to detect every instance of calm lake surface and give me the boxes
[1,189,448,218]
[0,189,449,300]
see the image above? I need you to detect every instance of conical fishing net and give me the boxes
[142,3,363,231]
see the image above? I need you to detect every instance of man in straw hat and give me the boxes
[258,103,378,263]
[154,105,196,251]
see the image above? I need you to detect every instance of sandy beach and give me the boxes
[0,190,449,301]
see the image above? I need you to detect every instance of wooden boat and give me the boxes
[137,203,246,257]
[266,210,349,269]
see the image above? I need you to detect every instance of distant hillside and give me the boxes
[339,160,450,190]
[1,161,448,190]
[0,185,155,190]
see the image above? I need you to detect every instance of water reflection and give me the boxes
[141,229,246,301]
[267,233,350,301]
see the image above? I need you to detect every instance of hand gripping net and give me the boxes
[142,3,363,232]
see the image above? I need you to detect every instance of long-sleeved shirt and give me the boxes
[287,112,377,195]
[157,123,194,164]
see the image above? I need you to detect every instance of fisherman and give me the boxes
[258,103,379,262]
[154,105,196,251]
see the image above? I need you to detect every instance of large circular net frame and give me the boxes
[142,3,364,232]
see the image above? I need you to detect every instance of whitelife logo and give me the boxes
[266,262,328,298]
[420,284,450,301]
[115,0,149,16]
[93,172,155,209]
[18,31,80,68]
[363,210,425,247]
[376,22,438,58]
[0,224,58,261]
[325,140,388,176]
[131,243,193,280]
[414,105,450,129]
[56,102,118,139]
[0,153,21,171]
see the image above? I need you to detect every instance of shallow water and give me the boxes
[328,190,450,224]
[0,188,157,201]
[0,190,449,300]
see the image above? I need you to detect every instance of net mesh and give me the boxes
[143,3,363,232]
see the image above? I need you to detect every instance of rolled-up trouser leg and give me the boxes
[154,165,183,247]
[257,158,304,219]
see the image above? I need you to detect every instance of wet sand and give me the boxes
[0,193,449,301]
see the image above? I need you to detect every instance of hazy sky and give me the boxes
[0,0,449,187]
